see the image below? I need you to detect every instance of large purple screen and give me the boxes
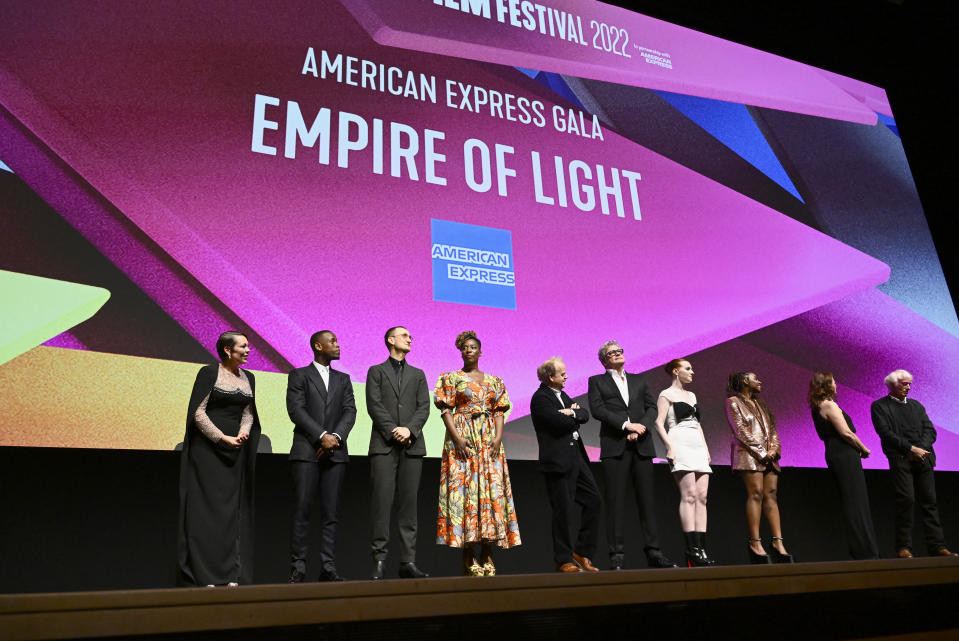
[1,0,956,469]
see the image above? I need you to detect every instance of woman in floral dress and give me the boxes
[435,330,521,576]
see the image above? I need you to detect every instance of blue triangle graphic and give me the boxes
[515,66,540,80]
[877,112,899,138]
[0,158,11,174]
[514,68,586,110]
[655,90,804,202]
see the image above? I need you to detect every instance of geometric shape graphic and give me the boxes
[0,157,11,173]
[876,112,899,137]
[340,0,878,124]
[656,90,804,201]
[0,270,109,367]
[0,0,892,427]
[0,345,453,455]
[431,218,516,310]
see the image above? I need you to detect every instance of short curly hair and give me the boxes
[455,330,481,350]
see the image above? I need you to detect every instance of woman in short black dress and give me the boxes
[177,331,262,586]
[809,372,878,560]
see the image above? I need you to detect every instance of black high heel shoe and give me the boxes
[770,536,794,563]
[748,538,771,564]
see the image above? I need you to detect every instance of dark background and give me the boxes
[2,0,956,593]
[1,447,957,592]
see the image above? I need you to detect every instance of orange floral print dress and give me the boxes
[434,370,521,549]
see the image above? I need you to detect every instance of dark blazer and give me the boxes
[530,384,590,474]
[287,363,356,463]
[587,371,658,458]
[365,359,430,456]
[871,396,937,467]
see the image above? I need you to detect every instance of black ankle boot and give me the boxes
[684,532,702,567]
[696,532,716,566]
[747,538,771,564]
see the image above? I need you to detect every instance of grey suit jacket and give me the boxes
[365,359,430,456]
[287,363,356,463]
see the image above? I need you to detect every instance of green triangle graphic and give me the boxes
[0,270,110,366]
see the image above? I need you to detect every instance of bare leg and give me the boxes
[742,472,766,554]
[694,472,709,532]
[762,472,788,554]
[675,471,697,531]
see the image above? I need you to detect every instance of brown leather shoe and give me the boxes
[572,553,600,572]
[934,548,959,557]
[557,562,582,572]
[897,548,914,558]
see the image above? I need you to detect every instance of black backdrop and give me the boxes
[2,0,957,594]
[1,447,957,592]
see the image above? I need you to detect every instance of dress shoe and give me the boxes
[557,562,583,572]
[748,538,771,565]
[371,560,386,580]
[646,551,679,569]
[769,537,794,564]
[398,562,430,578]
[288,569,306,584]
[318,569,345,582]
[897,548,914,559]
[934,548,958,557]
[572,553,599,572]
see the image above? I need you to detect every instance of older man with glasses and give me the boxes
[587,341,677,569]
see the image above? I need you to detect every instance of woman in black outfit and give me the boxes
[808,372,878,560]
[177,331,262,586]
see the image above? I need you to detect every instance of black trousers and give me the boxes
[889,454,946,553]
[543,452,602,566]
[370,449,423,563]
[290,459,346,575]
[825,441,879,560]
[602,448,661,564]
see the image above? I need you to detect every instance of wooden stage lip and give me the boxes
[1,558,958,640]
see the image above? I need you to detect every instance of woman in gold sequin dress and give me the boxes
[435,331,521,576]
[177,331,261,586]
[725,371,792,564]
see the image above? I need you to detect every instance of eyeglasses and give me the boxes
[605,349,624,357]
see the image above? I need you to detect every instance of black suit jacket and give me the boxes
[531,384,590,474]
[287,363,356,463]
[587,371,658,458]
[871,396,938,467]
[365,359,430,456]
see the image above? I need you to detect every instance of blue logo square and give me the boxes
[431,219,516,310]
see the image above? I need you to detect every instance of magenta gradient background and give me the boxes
[1,0,956,468]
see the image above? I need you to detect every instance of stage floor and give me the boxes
[2,558,958,640]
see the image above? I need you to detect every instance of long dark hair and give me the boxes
[807,372,835,409]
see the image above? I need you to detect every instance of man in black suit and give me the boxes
[587,340,677,569]
[365,326,431,579]
[531,357,603,572]
[871,369,957,558]
[287,330,357,582]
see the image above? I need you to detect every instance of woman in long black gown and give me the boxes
[177,331,262,586]
[808,372,879,560]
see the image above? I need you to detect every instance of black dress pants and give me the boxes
[290,459,346,575]
[889,454,946,554]
[370,448,423,563]
[544,452,602,566]
[603,448,661,565]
